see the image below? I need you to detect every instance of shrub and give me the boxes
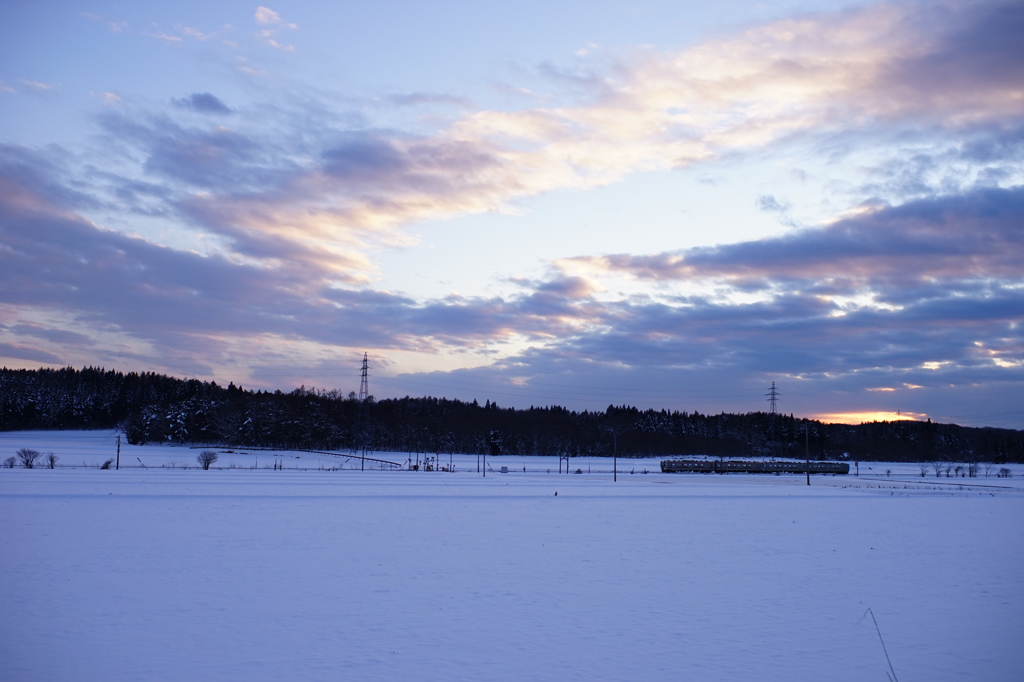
[46,453,59,469]
[197,450,219,470]
[997,467,1013,478]
[100,458,114,469]
[3,456,15,468]
[17,448,41,468]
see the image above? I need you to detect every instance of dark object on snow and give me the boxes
[661,459,849,474]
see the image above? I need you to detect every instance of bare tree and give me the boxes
[918,462,929,477]
[997,468,1013,478]
[3,456,15,468]
[932,461,943,478]
[45,453,59,469]
[197,450,219,470]
[17,448,41,469]
[983,462,995,477]
[966,452,982,478]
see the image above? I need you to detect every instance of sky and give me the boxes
[1,0,1022,428]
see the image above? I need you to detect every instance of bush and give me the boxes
[100,458,114,469]
[997,467,1013,478]
[45,453,59,469]
[197,450,219,470]
[3,456,15,468]
[17,448,41,468]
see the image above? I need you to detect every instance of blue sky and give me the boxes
[2,0,1022,427]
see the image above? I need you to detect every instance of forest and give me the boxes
[2,366,1022,462]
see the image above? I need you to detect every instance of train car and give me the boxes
[660,459,849,474]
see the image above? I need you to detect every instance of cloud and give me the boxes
[255,6,283,25]
[8,324,95,347]
[565,186,1024,291]
[756,195,791,213]
[20,80,57,95]
[149,33,183,45]
[385,92,472,108]
[0,342,64,365]
[259,3,1022,257]
[79,11,128,33]
[0,149,581,360]
[98,112,272,190]
[3,1,1023,425]
[181,26,213,40]
[814,411,925,423]
[173,92,232,114]
[258,34,295,51]
[3,142,1022,424]
[5,139,1020,366]
[45,1,1018,298]
[254,6,297,49]
[22,81,54,92]
[876,1,1024,113]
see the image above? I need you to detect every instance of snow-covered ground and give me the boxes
[2,431,1022,681]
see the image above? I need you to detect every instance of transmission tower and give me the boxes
[767,381,779,415]
[358,352,370,402]
[353,352,371,469]
[766,382,780,459]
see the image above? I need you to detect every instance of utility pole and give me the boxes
[604,428,619,482]
[805,424,810,486]
[116,434,121,470]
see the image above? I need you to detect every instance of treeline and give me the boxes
[2,366,1022,462]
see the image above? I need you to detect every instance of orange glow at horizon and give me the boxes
[813,411,927,424]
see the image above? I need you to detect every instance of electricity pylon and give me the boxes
[766,382,780,459]
[353,353,371,469]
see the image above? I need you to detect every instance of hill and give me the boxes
[2,366,1021,462]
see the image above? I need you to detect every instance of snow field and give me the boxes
[1,431,1022,681]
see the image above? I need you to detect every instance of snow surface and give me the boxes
[2,431,1022,681]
